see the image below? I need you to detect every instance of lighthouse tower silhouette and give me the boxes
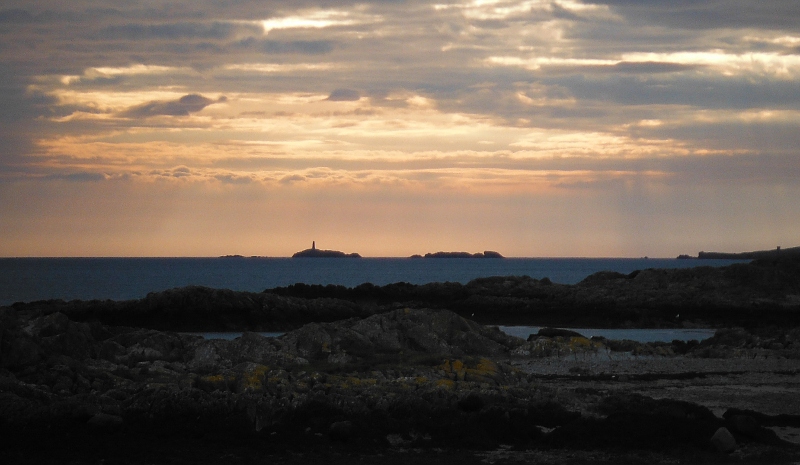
[312,241,315,250]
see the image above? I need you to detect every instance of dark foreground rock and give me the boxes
[6,255,800,332]
[8,285,372,331]
[2,308,799,464]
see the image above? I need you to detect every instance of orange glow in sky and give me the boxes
[1,1,798,257]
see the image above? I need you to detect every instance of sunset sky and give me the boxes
[1,0,798,257]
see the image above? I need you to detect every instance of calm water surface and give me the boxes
[190,326,715,343]
[498,326,715,343]
[0,257,746,306]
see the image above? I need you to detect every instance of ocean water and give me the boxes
[0,257,745,306]
[188,327,716,343]
[498,326,716,343]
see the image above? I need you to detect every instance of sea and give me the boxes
[186,327,717,343]
[0,256,746,306]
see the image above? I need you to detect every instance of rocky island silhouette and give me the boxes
[292,241,361,258]
[677,245,800,260]
[411,250,504,258]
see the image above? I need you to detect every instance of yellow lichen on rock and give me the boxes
[436,379,455,389]
[239,364,270,391]
[441,358,503,384]
[440,359,467,381]
[465,357,503,384]
[199,373,232,391]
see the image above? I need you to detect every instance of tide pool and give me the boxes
[188,326,715,344]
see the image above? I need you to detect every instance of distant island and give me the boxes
[292,241,361,258]
[678,245,800,260]
[411,250,504,258]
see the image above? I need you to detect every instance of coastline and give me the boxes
[6,255,796,331]
[2,255,799,463]
[0,256,749,307]
[2,307,800,464]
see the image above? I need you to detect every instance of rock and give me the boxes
[577,271,628,286]
[536,328,586,339]
[9,255,800,330]
[126,345,164,362]
[420,251,504,258]
[3,292,800,461]
[457,392,484,412]
[190,341,224,371]
[704,327,752,348]
[293,247,360,258]
[328,420,354,441]
[1,333,43,368]
[278,308,522,362]
[386,433,407,447]
[728,414,760,435]
[87,412,123,430]
[723,407,800,428]
[23,311,71,337]
[710,427,737,453]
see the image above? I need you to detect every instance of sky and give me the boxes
[1,0,798,258]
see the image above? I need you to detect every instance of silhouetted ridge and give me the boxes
[416,251,504,258]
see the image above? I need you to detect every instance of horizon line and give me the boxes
[0,254,716,260]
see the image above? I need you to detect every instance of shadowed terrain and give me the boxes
[9,255,800,331]
[2,256,800,463]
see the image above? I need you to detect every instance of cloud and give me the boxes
[236,37,336,55]
[120,94,226,118]
[610,61,698,73]
[214,173,253,184]
[327,88,360,101]
[594,1,800,31]
[97,22,239,40]
[538,72,800,111]
[260,10,365,34]
[280,174,307,184]
[2,0,800,256]
[0,8,35,23]
[46,172,108,182]
[0,64,57,172]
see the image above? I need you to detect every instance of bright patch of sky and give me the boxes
[0,0,798,257]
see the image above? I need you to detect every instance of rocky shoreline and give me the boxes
[2,304,800,463]
[8,255,800,332]
[2,256,799,463]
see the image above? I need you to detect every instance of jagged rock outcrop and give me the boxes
[690,326,800,359]
[6,256,800,331]
[9,285,372,332]
[276,308,522,363]
[1,307,797,463]
[270,256,800,329]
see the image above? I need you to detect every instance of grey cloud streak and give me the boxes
[1,0,799,181]
[327,89,361,101]
[0,65,55,172]
[120,94,227,118]
[593,0,800,31]
[97,22,241,40]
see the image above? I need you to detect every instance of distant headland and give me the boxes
[678,245,800,260]
[411,250,504,258]
[292,241,361,258]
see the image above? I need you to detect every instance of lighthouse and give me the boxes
[312,241,316,250]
